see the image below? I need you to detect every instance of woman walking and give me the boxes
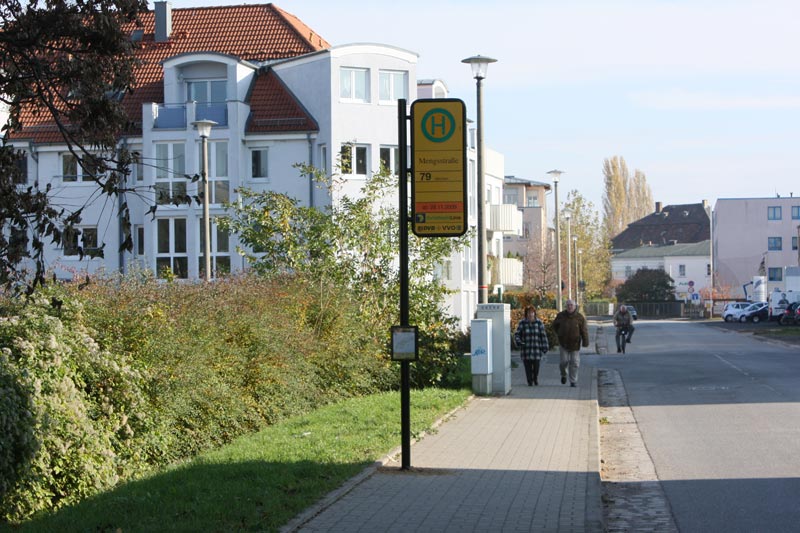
[514,306,550,386]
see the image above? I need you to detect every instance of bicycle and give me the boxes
[616,326,629,354]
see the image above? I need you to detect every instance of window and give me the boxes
[504,189,519,206]
[13,152,27,184]
[134,153,143,182]
[707,263,711,276]
[251,148,268,178]
[768,206,782,220]
[199,220,231,278]
[768,236,782,251]
[8,227,28,257]
[61,154,99,182]
[188,80,226,104]
[340,144,368,175]
[208,141,229,203]
[527,194,540,208]
[523,223,531,240]
[793,236,798,251]
[340,67,369,101]
[379,70,407,102]
[793,206,800,220]
[156,218,188,279]
[63,226,98,256]
[625,266,632,279]
[768,267,783,282]
[155,143,187,205]
[379,146,400,175]
[133,225,145,256]
[679,264,686,277]
[319,145,328,175]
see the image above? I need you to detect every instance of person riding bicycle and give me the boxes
[613,304,635,353]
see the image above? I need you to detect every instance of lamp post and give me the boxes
[547,169,564,311]
[462,54,497,304]
[578,249,583,307]
[192,119,217,282]
[573,235,579,303]
[565,211,572,302]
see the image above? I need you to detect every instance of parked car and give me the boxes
[626,305,638,320]
[722,302,751,322]
[779,302,800,326]
[740,302,769,323]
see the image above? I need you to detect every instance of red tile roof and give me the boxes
[12,3,329,143]
[246,68,318,133]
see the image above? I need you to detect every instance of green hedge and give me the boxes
[1,273,465,523]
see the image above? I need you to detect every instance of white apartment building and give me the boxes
[610,241,712,301]
[8,2,519,330]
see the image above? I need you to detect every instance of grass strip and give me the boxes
[11,388,470,533]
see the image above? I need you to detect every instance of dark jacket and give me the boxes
[514,318,549,361]
[552,309,589,351]
[613,309,633,328]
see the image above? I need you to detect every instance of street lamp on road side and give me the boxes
[547,169,564,311]
[462,54,497,305]
[565,211,572,302]
[572,234,579,303]
[192,119,217,282]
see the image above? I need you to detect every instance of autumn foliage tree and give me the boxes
[602,156,653,241]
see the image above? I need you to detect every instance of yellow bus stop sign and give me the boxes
[411,99,467,237]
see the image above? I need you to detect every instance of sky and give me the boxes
[170,0,800,214]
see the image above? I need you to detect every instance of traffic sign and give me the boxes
[410,99,467,237]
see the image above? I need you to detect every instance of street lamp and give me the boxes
[565,211,572,302]
[462,54,497,304]
[573,234,579,303]
[192,119,217,282]
[578,249,583,307]
[547,169,564,311]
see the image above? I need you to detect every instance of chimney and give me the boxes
[155,1,172,43]
[702,199,708,209]
[655,201,662,213]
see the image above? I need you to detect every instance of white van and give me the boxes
[768,290,800,321]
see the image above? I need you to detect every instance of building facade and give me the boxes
[714,197,800,298]
[8,2,519,329]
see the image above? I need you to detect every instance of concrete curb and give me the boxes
[586,366,605,531]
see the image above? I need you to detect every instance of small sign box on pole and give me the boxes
[391,326,418,362]
[411,98,467,238]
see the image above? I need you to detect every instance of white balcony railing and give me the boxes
[498,257,523,287]
[489,204,523,235]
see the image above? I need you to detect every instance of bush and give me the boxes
[1,270,465,523]
[0,292,148,522]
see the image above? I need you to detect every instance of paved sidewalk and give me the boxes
[283,352,604,532]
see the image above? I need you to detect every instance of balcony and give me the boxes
[488,204,523,235]
[495,256,523,287]
[152,102,229,129]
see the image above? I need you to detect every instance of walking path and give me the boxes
[283,351,604,532]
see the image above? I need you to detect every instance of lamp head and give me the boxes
[547,169,563,183]
[192,119,218,138]
[462,55,497,80]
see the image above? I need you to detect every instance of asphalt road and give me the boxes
[586,319,800,533]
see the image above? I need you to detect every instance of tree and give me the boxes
[522,225,555,300]
[615,267,675,301]
[1,0,148,292]
[602,156,654,240]
[561,190,610,300]
[629,169,654,221]
[602,156,629,240]
[219,164,470,387]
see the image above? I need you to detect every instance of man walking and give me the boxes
[552,299,589,387]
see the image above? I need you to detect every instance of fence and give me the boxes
[583,301,699,319]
